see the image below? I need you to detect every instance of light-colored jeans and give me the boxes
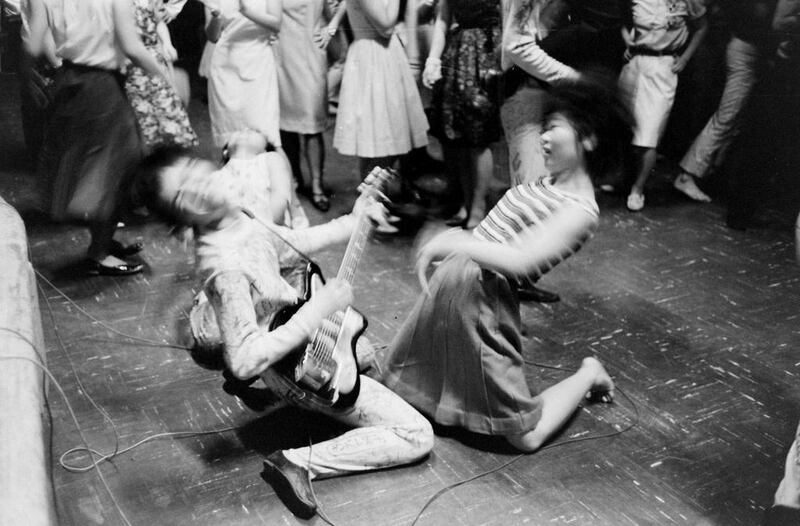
[189,290,434,480]
[270,374,434,479]
[680,37,760,178]
[500,85,549,186]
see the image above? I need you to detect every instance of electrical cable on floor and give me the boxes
[408,360,640,526]
[28,268,640,525]
[34,269,190,351]
[305,435,337,526]
[0,325,242,524]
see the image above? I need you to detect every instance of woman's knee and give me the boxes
[506,428,544,453]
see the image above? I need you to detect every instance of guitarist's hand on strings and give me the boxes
[352,192,396,233]
[306,278,354,320]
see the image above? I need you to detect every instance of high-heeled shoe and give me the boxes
[85,259,144,277]
[311,192,330,212]
[109,240,143,258]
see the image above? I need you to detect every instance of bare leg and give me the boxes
[627,146,657,211]
[674,171,712,202]
[506,357,614,452]
[302,133,329,211]
[466,146,493,229]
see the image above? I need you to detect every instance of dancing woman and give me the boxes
[333,0,429,178]
[381,77,631,451]
[206,0,283,150]
[27,0,166,275]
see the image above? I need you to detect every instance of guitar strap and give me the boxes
[240,207,315,264]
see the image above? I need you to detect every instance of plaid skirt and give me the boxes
[40,62,142,223]
[381,253,542,435]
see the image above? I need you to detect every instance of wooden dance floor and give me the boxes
[1,73,798,526]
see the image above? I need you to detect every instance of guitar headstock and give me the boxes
[357,167,398,201]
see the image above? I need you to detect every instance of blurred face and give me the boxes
[541,113,584,175]
[158,157,233,227]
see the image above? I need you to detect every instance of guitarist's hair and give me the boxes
[132,146,198,228]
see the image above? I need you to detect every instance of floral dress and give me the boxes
[430,0,503,147]
[124,0,198,150]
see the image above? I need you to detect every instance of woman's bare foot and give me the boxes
[582,357,615,403]
[674,173,711,202]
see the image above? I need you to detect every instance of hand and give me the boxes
[163,42,179,62]
[671,54,689,73]
[422,57,442,89]
[623,47,632,62]
[313,26,335,49]
[414,228,465,295]
[310,278,354,318]
[352,193,394,230]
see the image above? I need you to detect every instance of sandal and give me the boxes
[311,192,330,212]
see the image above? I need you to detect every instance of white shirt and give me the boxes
[42,0,122,69]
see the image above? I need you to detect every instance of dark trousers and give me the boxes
[725,57,800,228]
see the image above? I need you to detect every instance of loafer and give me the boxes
[517,284,560,303]
[85,259,144,277]
[110,240,144,258]
[261,451,316,519]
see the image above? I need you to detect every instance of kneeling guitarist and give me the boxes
[135,148,434,519]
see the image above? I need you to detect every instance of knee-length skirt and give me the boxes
[381,253,542,435]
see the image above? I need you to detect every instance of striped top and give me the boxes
[473,176,600,280]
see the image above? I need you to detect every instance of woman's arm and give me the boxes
[315,0,347,49]
[113,0,164,77]
[421,0,450,87]
[359,0,400,37]
[25,0,48,58]
[502,0,578,83]
[416,203,596,292]
[209,272,353,379]
[672,14,707,73]
[205,7,225,42]
[239,0,282,32]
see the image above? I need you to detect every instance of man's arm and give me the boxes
[209,272,352,379]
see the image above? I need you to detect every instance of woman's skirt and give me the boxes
[40,63,143,223]
[380,253,542,435]
[333,34,429,158]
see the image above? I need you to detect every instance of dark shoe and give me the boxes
[261,451,316,519]
[517,284,560,303]
[85,259,144,277]
[311,192,330,212]
[109,240,143,258]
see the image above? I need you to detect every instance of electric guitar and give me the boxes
[268,167,396,407]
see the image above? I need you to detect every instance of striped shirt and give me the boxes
[473,176,599,280]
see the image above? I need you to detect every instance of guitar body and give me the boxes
[267,168,396,407]
[270,265,364,406]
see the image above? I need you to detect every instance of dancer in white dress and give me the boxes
[333,0,429,178]
[206,0,282,150]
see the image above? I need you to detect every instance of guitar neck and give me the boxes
[336,210,374,285]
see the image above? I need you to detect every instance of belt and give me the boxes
[630,47,680,57]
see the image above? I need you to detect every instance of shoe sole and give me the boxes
[261,460,317,519]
